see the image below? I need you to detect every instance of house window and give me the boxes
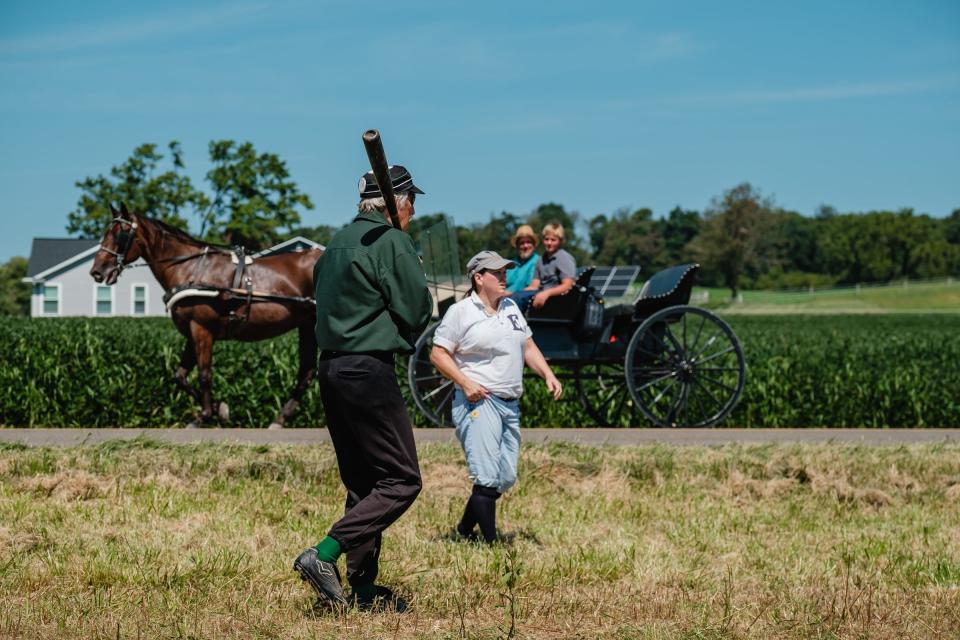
[42,285,59,315]
[132,285,146,315]
[96,285,112,315]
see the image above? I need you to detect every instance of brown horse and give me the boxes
[90,203,322,428]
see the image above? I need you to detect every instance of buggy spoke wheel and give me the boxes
[415,374,447,384]
[633,370,677,393]
[691,377,722,408]
[626,305,745,427]
[688,314,708,355]
[574,362,633,426]
[407,324,454,427]
[651,377,679,405]
[422,379,454,401]
[694,345,736,366]
[663,324,687,359]
[698,373,739,394]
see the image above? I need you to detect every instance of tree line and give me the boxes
[0,141,957,315]
[400,185,960,297]
[301,194,960,298]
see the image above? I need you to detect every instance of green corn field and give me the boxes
[1,315,958,427]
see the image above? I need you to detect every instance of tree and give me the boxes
[819,214,890,282]
[815,204,838,220]
[0,256,30,316]
[67,142,207,238]
[771,210,822,274]
[588,207,662,267]
[946,208,960,245]
[282,224,340,248]
[459,211,523,260]
[911,239,960,278]
[817,209,955,283]
[656,206,701,267]
[202,141,314,250]
[68,140,314,250]
[691,183,772,297]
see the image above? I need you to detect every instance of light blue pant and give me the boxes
[452,389,521,493]
[509,290,536,313]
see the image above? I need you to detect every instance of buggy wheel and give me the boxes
[407,324,455,427]
[574,362,634,427]
[625,305,745,427]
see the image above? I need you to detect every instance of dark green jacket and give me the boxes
[314,211,432,354]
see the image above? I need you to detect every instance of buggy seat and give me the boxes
[633,263,700,317]
[526,266,596,323]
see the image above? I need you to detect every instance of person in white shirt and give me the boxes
[430,250,562,543]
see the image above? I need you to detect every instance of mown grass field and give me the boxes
[1,439,958,639]
[691,279,960,315]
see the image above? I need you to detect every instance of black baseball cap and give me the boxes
[358,165,425,199]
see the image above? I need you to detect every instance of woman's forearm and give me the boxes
[431,345,490,401]
[523,339,553,380]
[524,338,563,400]
[430,346,469,387]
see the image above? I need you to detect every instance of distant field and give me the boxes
[691,279,960,314]
[1,439,958,639]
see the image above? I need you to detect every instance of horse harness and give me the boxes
[102,217,315,321]
[162,248,315,324]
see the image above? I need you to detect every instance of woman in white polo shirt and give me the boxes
[430,250,562,543]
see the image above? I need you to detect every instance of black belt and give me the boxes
[320,350,394,364]
[495,394,518,402]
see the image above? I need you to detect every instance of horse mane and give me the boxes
[145,216,232,251]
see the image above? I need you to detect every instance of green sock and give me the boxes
[314,536,341,563]
[352,582,378,599]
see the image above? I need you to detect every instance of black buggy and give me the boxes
[406,220,746,428]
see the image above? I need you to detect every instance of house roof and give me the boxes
[255,235,324,256]
[24,235,323,281]
[26,238,100,278]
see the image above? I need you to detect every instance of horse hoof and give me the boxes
[268,422,284,430]
[218,402,230,421]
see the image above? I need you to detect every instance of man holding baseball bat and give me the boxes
[293,141,432,613]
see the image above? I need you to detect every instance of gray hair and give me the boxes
[358,192,411,214]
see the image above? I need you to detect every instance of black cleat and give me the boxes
[293,548,347,608]
[349,585,409,613]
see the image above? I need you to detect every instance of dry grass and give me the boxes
[1,438,959,639]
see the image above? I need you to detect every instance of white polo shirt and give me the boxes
[433,292,533,400]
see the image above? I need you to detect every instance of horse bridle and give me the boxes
[99,216,224,278]
[99,217,138,273]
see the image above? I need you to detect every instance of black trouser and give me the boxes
[317,352,422,587]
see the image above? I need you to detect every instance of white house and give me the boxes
[22,236,324,318]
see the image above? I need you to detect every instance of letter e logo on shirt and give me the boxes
[507,314,523,331]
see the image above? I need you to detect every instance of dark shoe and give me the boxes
[293,548,347,608]
[449,524,479,543]
[349,585,409,613]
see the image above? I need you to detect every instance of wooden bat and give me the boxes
[362,129,401,229]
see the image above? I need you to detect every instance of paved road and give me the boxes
[1,428,957,448]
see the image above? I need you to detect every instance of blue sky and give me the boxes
[1,0,958,262]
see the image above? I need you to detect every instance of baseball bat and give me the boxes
[362,129,401,229]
